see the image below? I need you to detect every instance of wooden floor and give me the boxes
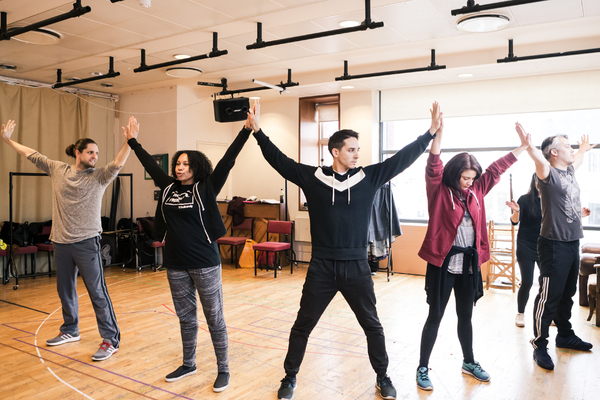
[1,263,599,400]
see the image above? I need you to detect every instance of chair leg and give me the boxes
[32,254,37,279]
[588,295,595,322]
[274,252,277,278]
[254,250,257,276]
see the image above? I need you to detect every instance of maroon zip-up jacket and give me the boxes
[418,151,518,268]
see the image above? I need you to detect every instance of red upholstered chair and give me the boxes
[136,219,165,271]
[216,218,253,267]
[253,220,294,278]
[34,226,54,275]
[1,245,38,289]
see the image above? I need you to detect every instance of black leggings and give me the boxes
[419,268,476,368]
[516,257,538,314]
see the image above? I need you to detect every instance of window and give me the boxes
[381,109,600,233]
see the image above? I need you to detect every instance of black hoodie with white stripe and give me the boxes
[253,129,433,260]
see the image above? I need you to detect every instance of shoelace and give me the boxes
[417,369,430,381]
[98,341,112,351]
[378,375,393,387]
[280,376,295,388]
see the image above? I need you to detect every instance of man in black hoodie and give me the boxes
[247,100,442,400]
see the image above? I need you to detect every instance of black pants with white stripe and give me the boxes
[531,237,579,349]
[54,236,120,347]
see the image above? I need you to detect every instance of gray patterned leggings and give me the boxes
[167,266,229,372]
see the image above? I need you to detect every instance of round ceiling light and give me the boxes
[341,85,354,90]
[165,67,203,78]
[10,27,61,44]
[339,20,360,28]
[173,54,191,60]
[456,14,510,33]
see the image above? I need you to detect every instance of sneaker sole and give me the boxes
[461,368,490,382]
[515,322,525,327]
[213,384,229,393]
[91,347,119,361]
[416,381,433,391]
[165,369,197,382]
[277,384,296,400]
[46,336,81,346]
[556,344,593,351]
[375,383,397,399]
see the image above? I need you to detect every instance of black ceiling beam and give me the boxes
[451,0,548,16]
[0,1,91,41]
[198,69,299,96]
[335,50,445,81]
[52,57,120,89]
[246,0,383,50]
[134,32,227,73]
[497,39,600,63]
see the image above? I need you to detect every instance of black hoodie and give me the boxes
[253,128,433,260]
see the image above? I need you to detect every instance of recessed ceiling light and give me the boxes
[165,67,203,78]
[173,54,191,60]
[341,85,354,89]
[457,73,474,78]
[9,27,61,45]
[456,14,510,33]
[90,71,104,77]
[100,82,115,88]
[339,20,360,28]
[249,96,261,100]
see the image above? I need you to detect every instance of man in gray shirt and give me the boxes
[517,122,595,371]
[1,118,136,361]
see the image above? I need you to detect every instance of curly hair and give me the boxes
[171,150,213,183]
[442,152,482,195]
[65,138,96,158]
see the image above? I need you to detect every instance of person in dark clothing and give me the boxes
[518,123,595,371]
[247,100,442,400]
[125,116,252,391]
[506,173,542,328]
[415,120,530,391]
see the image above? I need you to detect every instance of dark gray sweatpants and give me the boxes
[53,236,120,347]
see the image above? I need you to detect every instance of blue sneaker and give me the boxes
[277,375,296,400]
[376,374,396,399]
[416,367,433,391]
[461,361,490,382]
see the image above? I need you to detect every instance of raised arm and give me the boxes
[518,122,550,181]
[511,122,530,158]
[114,116,137,167]
[1,120,37,158]
[573,134,597,171]
[430,102,443,155]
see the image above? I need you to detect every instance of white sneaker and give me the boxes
[515,313,525,327]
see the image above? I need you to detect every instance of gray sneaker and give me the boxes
[91,340,119,361]
[46,332,81,346]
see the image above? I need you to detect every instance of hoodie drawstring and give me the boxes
[347,176,350,204]
[331,174,351,205]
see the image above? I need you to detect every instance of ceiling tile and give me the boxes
[511,0,583,26]
[79,26,153,47]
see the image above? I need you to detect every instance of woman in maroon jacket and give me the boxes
[415,120,529,391]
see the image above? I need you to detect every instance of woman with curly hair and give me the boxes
[125,116,252,392]
[415,120,529,391]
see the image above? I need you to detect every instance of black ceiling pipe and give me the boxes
[336,49,445,81]
[198,69,299,96]
[497,39,600,63]
[53,57,120,89]
[451,0,547,16]
[0,1,91,41]
[246,0,383,50]
[134,32,227,73]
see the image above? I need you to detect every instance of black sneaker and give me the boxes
[533,348,554,370]
[165,365,197,382]
[376,374,397,399]
[213,372,230,392]
[556,334,593,351]
[277,375,296,400]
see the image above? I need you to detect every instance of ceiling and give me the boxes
[0,0,599,99]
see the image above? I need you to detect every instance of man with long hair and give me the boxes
[1,118,135,361]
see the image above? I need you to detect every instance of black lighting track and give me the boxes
[335,50,445,81]
[198,69,299,97]
[52,57,119,89]
[0,1,91,41]
[134,32,227,73]
[246,0,383,50]
[451,0,548,16]
[497,39,600,63]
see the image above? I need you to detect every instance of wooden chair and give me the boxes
[136,218,165,271]
[1,245,38,289]
[253,220,294,278]
[217,218,253,267]
[586,262,600,327]
[486,220,519,292]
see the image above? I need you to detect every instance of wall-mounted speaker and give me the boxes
[213,97,250,123]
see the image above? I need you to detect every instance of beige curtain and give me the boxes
[0,81,89,223]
